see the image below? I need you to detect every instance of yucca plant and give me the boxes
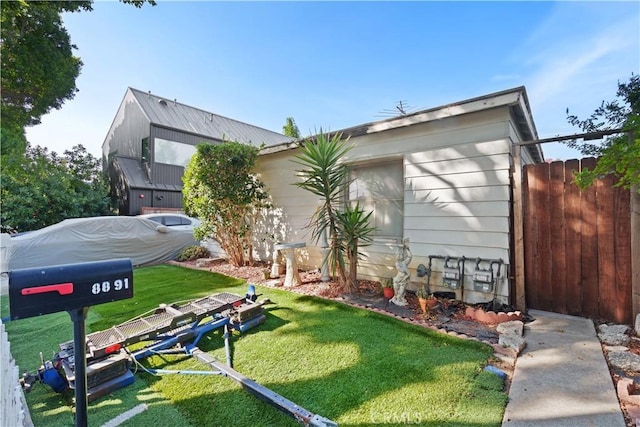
[336,202,375,291]
[292,130,376,292]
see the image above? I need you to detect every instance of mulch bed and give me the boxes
[171,259,500,344]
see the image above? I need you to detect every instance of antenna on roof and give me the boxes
[376,100,416,118]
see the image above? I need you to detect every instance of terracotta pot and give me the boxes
[383,287,395,299]
[418,297,427,313]
[426,298,438,309]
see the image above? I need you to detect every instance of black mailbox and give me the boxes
[9,258,133,320]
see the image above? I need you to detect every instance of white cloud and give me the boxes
[512,2,639,150]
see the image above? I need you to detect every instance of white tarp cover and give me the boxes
[4,216,197,271]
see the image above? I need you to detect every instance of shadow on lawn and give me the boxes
[140,292,499,427]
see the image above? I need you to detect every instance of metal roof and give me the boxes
[115,156,182,191]
[129,88,294,147]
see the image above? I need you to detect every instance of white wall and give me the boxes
[256,107,524,304]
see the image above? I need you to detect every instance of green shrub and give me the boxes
[176,245,210,261]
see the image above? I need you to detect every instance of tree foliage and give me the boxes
[182,141,269,267]
[0,0,155,141]
[0,144,113,232]
[565,74,640,190]
[282,117,300,138]
[292,131,376,292]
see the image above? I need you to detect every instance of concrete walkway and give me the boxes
[503,309,625,426]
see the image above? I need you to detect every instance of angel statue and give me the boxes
[390,238,412,306]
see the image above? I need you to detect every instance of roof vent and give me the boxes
[158,99,167,106]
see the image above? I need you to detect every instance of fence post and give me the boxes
[512,144,526,311]
[632,186,640,324]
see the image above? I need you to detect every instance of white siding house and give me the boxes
[256,87,543,305]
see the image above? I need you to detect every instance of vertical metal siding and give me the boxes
[103,90,151,161]
[130,189,153,215]
[150,190,182,209]
[151,163,184,187]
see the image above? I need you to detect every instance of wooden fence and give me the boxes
[523,157,632,324]
[1,321,33,427]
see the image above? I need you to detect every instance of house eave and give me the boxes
[260,87,543,160]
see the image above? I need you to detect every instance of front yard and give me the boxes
[2,265,507,426]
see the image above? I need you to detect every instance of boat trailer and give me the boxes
[22,288,337,427]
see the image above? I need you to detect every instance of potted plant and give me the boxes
[381,278,394,299]
[417,287,438,313]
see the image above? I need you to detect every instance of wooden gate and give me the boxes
[523,157,632,323]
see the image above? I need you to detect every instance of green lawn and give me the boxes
[2,265,506,426]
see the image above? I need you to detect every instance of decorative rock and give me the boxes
[497,320,524,337]
[492,352,516,367]
[598,324,630,335]
[608,351,640,372]
[499,333,526,354]
[604,345,630,353]
[626,406,640,424]
[599,332,631,346]
[195,258,216,267]
[491,343,518,359]
[617,378,640,406]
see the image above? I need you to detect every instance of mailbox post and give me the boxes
[9,259,134,427]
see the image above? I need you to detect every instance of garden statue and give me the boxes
[390,238,412,306]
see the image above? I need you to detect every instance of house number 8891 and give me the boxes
[91,278,129,295]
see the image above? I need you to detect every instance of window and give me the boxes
[141,137,150,163]
[347,160,404,239]
[154,138,197,167]
[163,215,182,226]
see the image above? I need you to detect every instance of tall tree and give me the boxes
[565,74,640,190]
[182,141,270,267]
[0,0,154,143]
[0,144,112,232]
[282,117,300,138]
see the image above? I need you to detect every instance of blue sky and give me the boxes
[25,1,639,161]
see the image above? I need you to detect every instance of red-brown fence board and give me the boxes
[550,161,567,314]
[579,158,600,319]
[536,162,553,310]
[614,185,632,323]
[564,159,582,316]
[523,157,632,324]
[597,173,616,321]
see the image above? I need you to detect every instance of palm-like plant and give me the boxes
[336,202,375,291]
[292,130,376,292]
